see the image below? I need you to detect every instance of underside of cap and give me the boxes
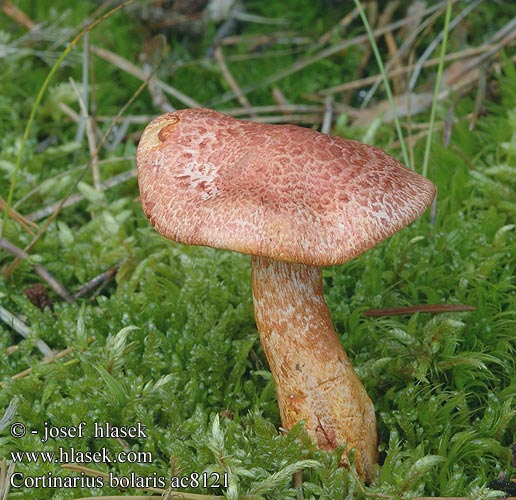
[137,108,436,266]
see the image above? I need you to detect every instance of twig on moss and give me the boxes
[209,1,447,108]
[353,0,409,167]
[6,63,151,278]
[359,1,445,109]
[0,304,53,358]
[214,44,255,117]
[89,44,201,109]
[317,6,359,47]
[354,2,376,85]
[223,103,356,119]
[0,0,35,30]
[69,76,101,191]
[442,17,516,92]
[421,0,452,179]
[0,238,74,303]
[321,96,334,134]
[74,265,119,299]
[80,104,358,128]
[408,0,482,91]
[0,196,37,235]
[221,30,309,48]
[293,469,304,499]
[0,402,17,432]
[4,339,93,384]
[1,0,134,240]
[141,35,174,113]
[24,169,136,222]
[377,2,402,93]
[469,65,487,131]
[0,458,16,500]
[315,44,505,98]
[378,2,410,94]
[364,304,476,317]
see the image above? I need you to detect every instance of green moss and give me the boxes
[1,2,515,499]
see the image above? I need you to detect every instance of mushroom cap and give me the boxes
[137,108,436,267]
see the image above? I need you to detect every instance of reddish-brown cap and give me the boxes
[137,108,436,266]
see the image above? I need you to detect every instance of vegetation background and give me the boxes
[0,1,515,499]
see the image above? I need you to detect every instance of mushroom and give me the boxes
[136,108,436,481]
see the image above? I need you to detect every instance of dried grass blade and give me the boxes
[0,304,53,358]
[89,44,201,109]
[364,304,476,317]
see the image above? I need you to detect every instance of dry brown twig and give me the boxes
[0,238,74,303]
[388,1,423,95]
[0,0,35,30]
[89,44,201,109]
[408,0,483,92]
[0,196,37,235]
[222,30,310,48]
[378,2,401,93]
[1,4,513,498]
[69,77,101,191]
[214,44,256,117]
[0,458,16,500]
[86,104,359,126]
[4,340,92,384]
[141,36,174,113]
[314,44,504,98]
[209,1,447,107]
[317,6,360,47]
[326,23,515,129]
[364,304,476,317]
[321,96,334,134]
[25,169,137,222]
[4,9,160,281]
[354,1,378,83]
[1,2,136,281]
[74,265,119,300]
[359,0,448,109]
[0,304,53,358]
[442,17,516,91]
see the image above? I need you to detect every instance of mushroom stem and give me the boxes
[251,255,378,481]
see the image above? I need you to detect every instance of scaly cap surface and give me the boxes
[137,108,436,266]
